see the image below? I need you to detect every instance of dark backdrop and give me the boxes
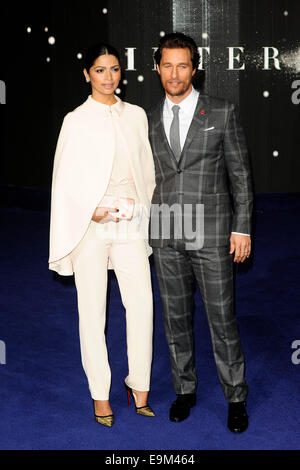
[1,0,299,193]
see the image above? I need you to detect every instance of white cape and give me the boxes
[48,95,156,275]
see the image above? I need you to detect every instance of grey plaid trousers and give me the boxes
[153,241,248,402]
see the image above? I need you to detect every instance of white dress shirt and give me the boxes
[162,87,249,237]
[163,86,199,149]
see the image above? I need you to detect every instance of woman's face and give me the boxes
[84,54,121,98]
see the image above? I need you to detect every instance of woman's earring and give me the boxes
[86,77,90,83]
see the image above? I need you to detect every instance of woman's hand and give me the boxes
[92,206,119,223]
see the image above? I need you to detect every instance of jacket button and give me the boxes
[177,169,182,174]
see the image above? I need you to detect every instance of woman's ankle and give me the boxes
[93,399,113,415]
[132,390,148,407]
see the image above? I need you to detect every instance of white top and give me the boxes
[97,127,142,239]
[101,129,138,200]
[162,87,249,237]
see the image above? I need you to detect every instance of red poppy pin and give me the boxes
[200,110,205,115]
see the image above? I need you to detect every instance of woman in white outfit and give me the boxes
[48,43,156,427]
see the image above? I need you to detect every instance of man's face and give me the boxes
[157,47,196,101]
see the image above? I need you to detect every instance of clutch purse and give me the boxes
[98,195,135,220]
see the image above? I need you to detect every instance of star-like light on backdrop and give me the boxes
[280,46,300,74]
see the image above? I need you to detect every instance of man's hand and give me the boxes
[92,206,119,223]
[229,234,251,263]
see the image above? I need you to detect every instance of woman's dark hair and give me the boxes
[84,43,121,72]
[154,32,200,70]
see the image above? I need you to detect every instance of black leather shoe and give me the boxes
[169,393,196,422]
[227,401,248,433]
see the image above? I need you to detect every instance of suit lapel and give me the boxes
[179,94,210,164]
[153,98,180,168]
[153,93,211,167]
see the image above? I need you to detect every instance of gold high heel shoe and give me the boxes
[124,381,155,417]
[93,400,114,427]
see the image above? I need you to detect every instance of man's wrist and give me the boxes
[231,232,250,236]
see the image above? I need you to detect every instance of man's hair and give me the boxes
[154,32,200,70]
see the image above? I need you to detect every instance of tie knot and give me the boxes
[172,105,180,115]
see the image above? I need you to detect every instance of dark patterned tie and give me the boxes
[170,105,181,161]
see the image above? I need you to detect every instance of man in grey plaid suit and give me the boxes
[148,33,253,432]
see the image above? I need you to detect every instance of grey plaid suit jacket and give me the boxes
[147,93,253,248]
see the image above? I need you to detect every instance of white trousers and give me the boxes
[71,220,153,400]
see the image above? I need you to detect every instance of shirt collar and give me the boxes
[87,94,124,116]
[164,86,199,115]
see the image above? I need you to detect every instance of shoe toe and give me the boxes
[136,405,155,417]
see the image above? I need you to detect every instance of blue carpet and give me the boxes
[0,193,299,450]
